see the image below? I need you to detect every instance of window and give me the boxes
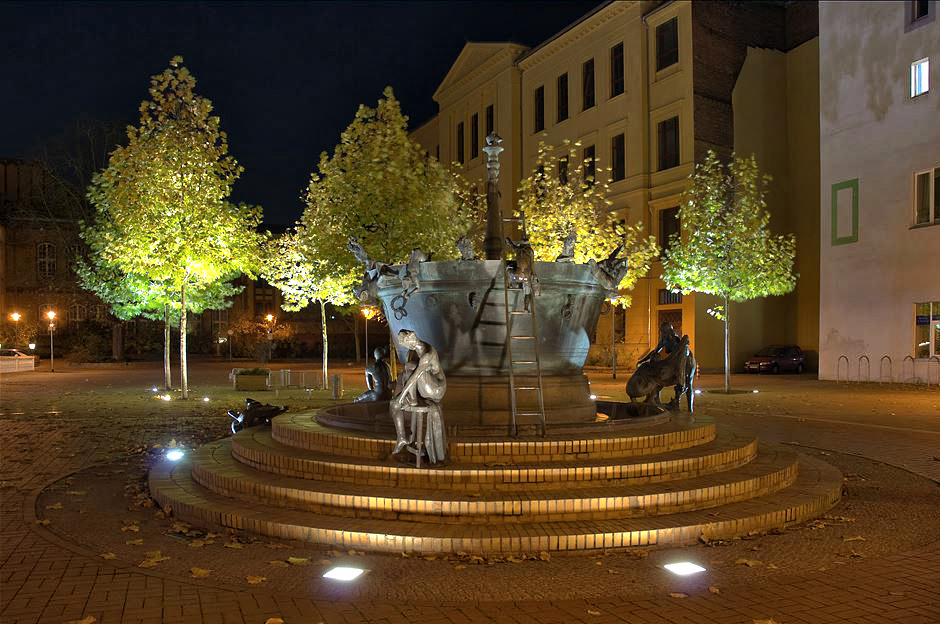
[254,285,275,317]
[557,73,569,122]
[659,289,683,305]
[471,113,479,159]
[583,145,596,185]
[610,43,624,97]
[911,58,929,97]
[456,121,465,165]
[485,105,494,136]
[831,178,860,245]
[656,17,679,71]
[95,305,108,321]
[659,206,680,257]
[658,309,682,340]
[657,116,679,170]
[914,301,940,358]
[913,0,929,20]
[611,133,625,182]
[534,85,545,132]
[69,304,87,323]
[914,167,940,224]
[37,242,56,279]
[582,58,595,110]
[558,157,568,185]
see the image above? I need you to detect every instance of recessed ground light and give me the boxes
[694,389,702,395]
[161,394,172,401]
[165,449,185,461]
[752,389,760,394]
[151,387,158,392]
[323,566,364,581]
[203,397,210,402]
[663,562,706,576]
[589,394,597,400]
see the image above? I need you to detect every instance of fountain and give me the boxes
[149,133,841,554]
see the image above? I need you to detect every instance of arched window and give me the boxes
[37,242,56,279]
[69,304,87,323]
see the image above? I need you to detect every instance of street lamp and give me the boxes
[9,312,21,349]
[46,310,57,373]
[264,314,275,363]
[361,307,377,361]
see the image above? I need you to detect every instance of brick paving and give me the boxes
[1,364,939,623]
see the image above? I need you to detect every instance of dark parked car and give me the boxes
[744,345,805,374]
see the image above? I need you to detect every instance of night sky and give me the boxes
[2,1,595,224]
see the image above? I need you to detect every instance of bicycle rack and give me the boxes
[836,355,849,382]
[902,355,916,383]
[857,355,870,382]
[878,355,892,383]
[929,356,940,387]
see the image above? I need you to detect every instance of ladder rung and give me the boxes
[502,217,522,222]
[510,310,529,315]
[511,335,535,340]
[515,411,545,416]
[515,386,541,391]
[512,360,537,365]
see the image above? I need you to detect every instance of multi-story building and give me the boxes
[410,0,820,372]
[818,0,940,382]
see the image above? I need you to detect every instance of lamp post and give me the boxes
[264,314,275,363]
[9,312,21,349]
[361,307,377,361]
[46,310,56,373]
[227,329,233,361]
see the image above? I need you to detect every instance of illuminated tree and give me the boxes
[84,56,264,398]
[300,87,482,277]
[262,228,357,384]
[661,151,797,392]
[517,141,659,305]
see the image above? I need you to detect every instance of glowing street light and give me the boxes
[46,310,57,373]
[265,313,274,323]
[9,311,21,322]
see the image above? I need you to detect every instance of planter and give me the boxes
[233,371,270,391]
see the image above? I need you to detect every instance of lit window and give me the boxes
[914,302,940,358]
[914,167,939,225]
[37,242,56,279]
[911,58,929,97]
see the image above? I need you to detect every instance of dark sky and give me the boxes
[2,1,596,224]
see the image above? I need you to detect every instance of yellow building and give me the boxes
[411,0,820,373]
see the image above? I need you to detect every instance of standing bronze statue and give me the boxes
[390,330,448,464]
[354,347,392,403]
[628,322,697,412]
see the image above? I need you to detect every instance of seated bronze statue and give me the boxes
[390,330,447,465]
[354,347,392,403]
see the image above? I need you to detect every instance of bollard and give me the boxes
[331,374,343,400]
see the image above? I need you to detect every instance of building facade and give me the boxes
[410,0,820,372]
[818,0,940,382]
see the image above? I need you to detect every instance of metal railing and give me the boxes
[857,355,870,382]
[879,355,892,383]
[836,355,850,382]
[902,355,916,383]
[929,356,940,387]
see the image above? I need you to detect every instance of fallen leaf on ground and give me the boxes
[98,553,117,560]
[269,560,289,568]
[190,567,211,578]
[587,609,602,616]
[264,619,285,624]
[735,558,764,567]
[708,586,721,594]
[347,549,359,555]
[753,619,780,624]
[34,519,50,526]
[66,490,87,496]
[849,549,864,558]
[594,560,603,566]
[224,542,243,549]
[670,592,688,599]
[889,591,905,596]
[121,525,139,533]
[45,503,63,510]
[246,575,266,584]
[842,535,866,542]
[287,557,309,566]
[125,539,143,545]
[65,617,96,624]
[539,551,551,561]
[453,564,466,570]
[189,540,206,548]
[317,559,332,565]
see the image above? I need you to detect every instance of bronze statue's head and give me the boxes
[374,347,385,361]
[397,329,419,350]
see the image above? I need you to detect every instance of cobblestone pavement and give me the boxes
[1,363,939,623]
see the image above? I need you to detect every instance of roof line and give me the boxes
[516,1,613,64]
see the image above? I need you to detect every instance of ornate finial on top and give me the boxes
[482,132,504,182]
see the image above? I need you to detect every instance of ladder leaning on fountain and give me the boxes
[501,216,548,437]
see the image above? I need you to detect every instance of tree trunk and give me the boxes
[180,284,189,399]
[352,315,361,363]
[111,322,123,361]
[319,299,328,389]
[723,294,731,394]
[164,304,172,390]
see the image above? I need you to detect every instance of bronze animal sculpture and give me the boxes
[627,335,696,412]
[229,398,288,434]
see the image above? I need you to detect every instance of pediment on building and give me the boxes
[433,42,528,102]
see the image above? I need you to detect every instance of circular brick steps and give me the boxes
[148,410,843,553]
[232,428,754,490]
[190,438,798,523]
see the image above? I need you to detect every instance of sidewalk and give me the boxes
[1,364,939,623]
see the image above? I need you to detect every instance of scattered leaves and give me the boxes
[125,539,143,546]
[708,586,721,594]
[190,567,211,578]
[65,617,96,624]
[45,502,63,510]
[842,535,866,542]
[98,552,117,560]
[246,575,266,585]
[34,519,50,526]
[287,557,309,566]
[587,609,602,616]
[66,490,87,496]
[669,592,688,599]
[224,542,244,549]
[269,560,289,568]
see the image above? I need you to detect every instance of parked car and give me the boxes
[744,345,805,374]
[0,348,39,371]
